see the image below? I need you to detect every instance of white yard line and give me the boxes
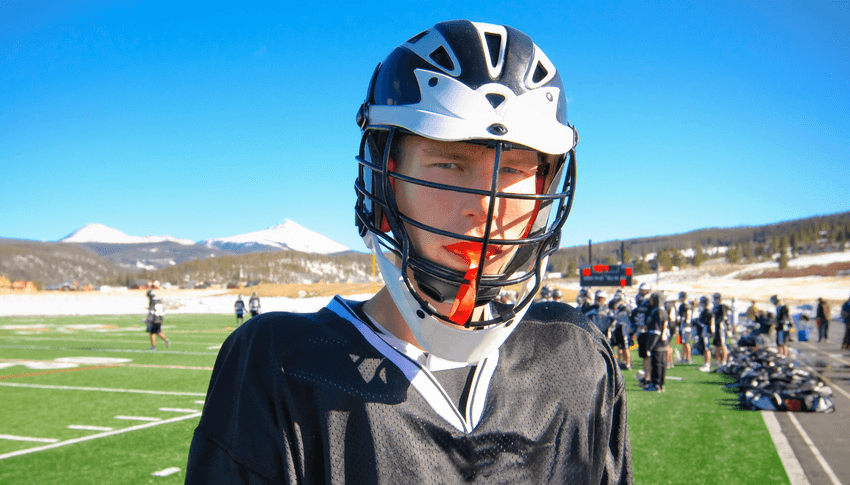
[115,416,160,421]
[0,382,205,396]
[67,425,113,431]
[800,342,850,366]
[4,336,223,346]
[159,407,200,413]
[0,344,217,356]
[0,435,58,444]
[0,412,202,460]
[797,343,850,402]
[762,411,811,485]
[152,467,182,477]
[787,413,844,485]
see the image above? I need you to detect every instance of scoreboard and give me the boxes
[579,264,633,287]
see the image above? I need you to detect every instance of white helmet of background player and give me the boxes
[611,289,625,304]
[577,288,589,305]
[637,282,651,302]
[551,288,563,301]
[354,20,577,362]
[595,290,608,304]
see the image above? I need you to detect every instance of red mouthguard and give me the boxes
[444,242,498,325]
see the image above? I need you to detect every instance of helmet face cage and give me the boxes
[356,126,575,328]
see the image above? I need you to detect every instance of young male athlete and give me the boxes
[186,20,631,484]
[711,292,729,366]
[249,291,262,318]
[695,296,713,371]
[676,292,692,364]
[772,295,792,356]
[610,290,633,370]
[234,295,246,325]
[146,296,169,350]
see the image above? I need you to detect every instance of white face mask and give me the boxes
[365,231,537,363]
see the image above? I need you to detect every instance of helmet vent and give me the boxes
[407,31,428,44]
[429,46,455,72]
[485,93,505,109]
[484,33,502,70]
[532,63,549,84]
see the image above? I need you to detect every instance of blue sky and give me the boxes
[2,0,848,253]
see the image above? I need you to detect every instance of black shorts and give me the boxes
[637,333,648,358]
[236,311,244,318]
[611,327,628,349]
[250,310,259,317]
[149,322,162,334]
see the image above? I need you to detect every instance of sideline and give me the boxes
[0,412,202,460]
[787,413,843,485]
[798,342,850,401]
[762,411,810,485]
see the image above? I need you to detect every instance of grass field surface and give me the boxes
[1,314,791,484]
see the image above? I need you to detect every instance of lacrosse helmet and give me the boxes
[355,20,578,362]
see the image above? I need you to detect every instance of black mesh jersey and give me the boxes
[186,296,632,484]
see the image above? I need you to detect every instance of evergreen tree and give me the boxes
[778,250,789,269]
[692,246,705,267]
[567,259,578,276]
[790,233,798,257]
[726,244,739,264]
[671,248,683,267]
[742,241,751,261]
[780,235,790,259]
[657,249,672,270]
[634,257,651,274]
[622,248,632,265]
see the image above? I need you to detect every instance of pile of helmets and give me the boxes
[718,347,835,413]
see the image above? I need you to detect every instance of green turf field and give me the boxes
[1,315,791,484]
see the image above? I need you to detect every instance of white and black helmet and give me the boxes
[354,20,577,362]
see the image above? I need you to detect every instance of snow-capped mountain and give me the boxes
[199,219,350,255]
[60,223,195,245]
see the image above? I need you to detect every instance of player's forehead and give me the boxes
[401,135,540,166]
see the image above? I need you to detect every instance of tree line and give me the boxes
[548,211,850,276]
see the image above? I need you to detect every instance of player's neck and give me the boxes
[363,288,422,349]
